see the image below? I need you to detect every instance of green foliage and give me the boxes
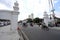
[27,18,33,23]
[26,17,43,25]
[18,20,22,23]
[33,17,42,23]
[57,19,60,24]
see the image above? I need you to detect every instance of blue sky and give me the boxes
[0,0,60,21]
[54,0,60,12]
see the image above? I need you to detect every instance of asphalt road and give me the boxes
[19,26,60,40]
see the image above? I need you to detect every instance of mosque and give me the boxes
[0,1,19,29]
[0,1,20,40]
[42,0,60,27]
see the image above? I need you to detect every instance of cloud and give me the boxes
[54,0,58,4]
[18,0,50,20]
[55,11,60,18]
[0,0,14,8]
[0,0,59,21]
[0,3,11,10]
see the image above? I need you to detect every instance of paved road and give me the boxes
[19,26,60,40]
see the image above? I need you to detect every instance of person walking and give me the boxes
[41,22,49,31]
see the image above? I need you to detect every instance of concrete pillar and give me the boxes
[11,11,19,31]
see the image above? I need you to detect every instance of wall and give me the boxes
[0,10,19,31]
[0,10,12,20]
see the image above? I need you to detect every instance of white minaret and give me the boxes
[11,1,19,31]
[28,13,34,20]
[28,15,31,18]
[43,11,50,26]
[31,13,34,20]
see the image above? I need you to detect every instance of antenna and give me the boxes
[48,0,55,17]
[48,0,56,25]
[51,0,55,18]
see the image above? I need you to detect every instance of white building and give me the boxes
[43,11,55,26]
[28,13,34,20]
[0,1,20,40]
[0,1,19,30]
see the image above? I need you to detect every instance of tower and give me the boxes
[13,1,19,12]
[48,0,55,18]
[48,0,55,25]
[28,15,31,18]
[43,11,50,26]
[28,13,34,20]
[31,13,34,20]
[11,1,19,31]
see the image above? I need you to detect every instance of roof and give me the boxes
[0,10,19,13]
[0,19,10,21]
[54,16,60,20]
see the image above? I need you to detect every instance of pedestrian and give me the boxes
[22,23,27,27]
[30,23,33,27]
[41,22,49,31]
[38,22,41,27]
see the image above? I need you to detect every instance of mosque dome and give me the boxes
[14,1,19,6]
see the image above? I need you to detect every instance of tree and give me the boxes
[27,18,33,23]
[33,17,40,23]
[33,17,43,25]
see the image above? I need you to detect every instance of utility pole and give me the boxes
[48,0,55,17]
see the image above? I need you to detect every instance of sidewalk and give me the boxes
[49,27,60,30]
[0,25,20,40]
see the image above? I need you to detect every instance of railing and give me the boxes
[18,28,29,40]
